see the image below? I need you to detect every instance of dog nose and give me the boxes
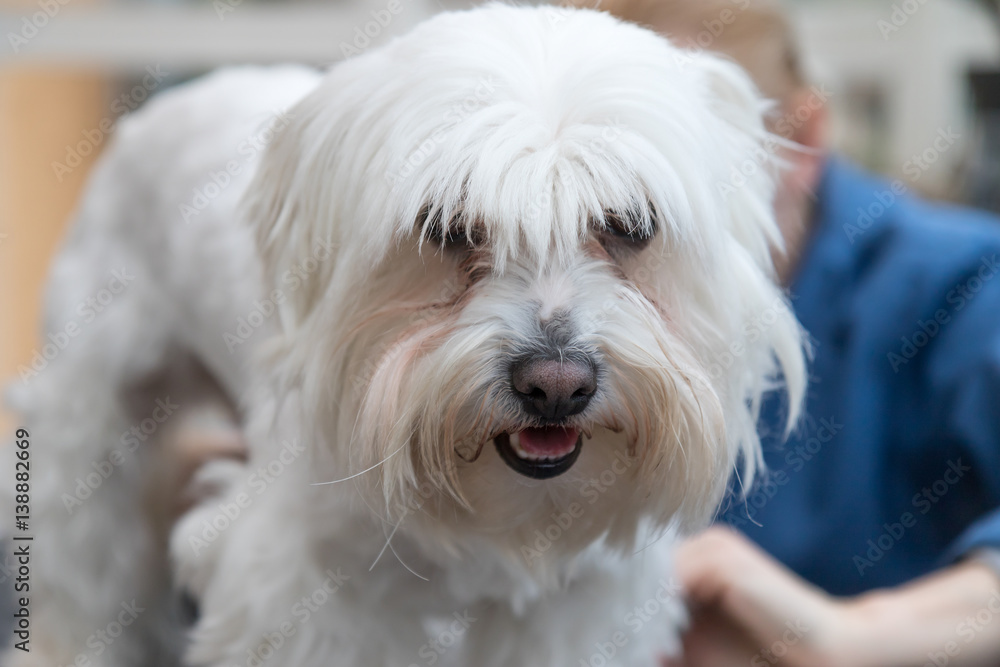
[511,356,597,421]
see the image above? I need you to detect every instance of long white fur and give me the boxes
[2,5,806,667]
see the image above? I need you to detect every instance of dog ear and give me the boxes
[241,94,341,335]
[689,52,809,450]
[691,53,791,273]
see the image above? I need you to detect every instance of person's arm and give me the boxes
[842,554,1000,667]
[672,527,1000,667]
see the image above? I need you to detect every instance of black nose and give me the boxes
[511,356,597,421]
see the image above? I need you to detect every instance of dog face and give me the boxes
[248,6,805,562]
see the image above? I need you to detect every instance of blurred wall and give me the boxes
[0,67,108,432]
[792,0,999,199]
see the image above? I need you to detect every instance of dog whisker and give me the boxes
[630,526,672,557]
[311,442,407,486]
[370,518,403,572]
[388,539,430,582]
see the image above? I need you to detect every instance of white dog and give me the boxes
[3,5,806,666]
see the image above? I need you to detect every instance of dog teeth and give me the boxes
[508,431,573,462]
[509,432,535,460]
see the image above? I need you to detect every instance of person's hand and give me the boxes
[170,426,246,515]
[666,526,1000,667]
[667,526,850,667]
[143,404,247,523]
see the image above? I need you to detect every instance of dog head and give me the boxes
[247,5,806,565]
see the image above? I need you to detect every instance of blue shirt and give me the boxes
[719,158,1000,596]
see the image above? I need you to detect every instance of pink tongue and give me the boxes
[518,427,580,458]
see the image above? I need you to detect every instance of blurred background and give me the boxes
[0,0,998,434]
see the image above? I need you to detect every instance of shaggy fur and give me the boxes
[2,5,805,666]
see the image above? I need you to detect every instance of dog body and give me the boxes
[4,6,805,666]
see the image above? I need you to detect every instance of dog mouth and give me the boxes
[493,427,582,479]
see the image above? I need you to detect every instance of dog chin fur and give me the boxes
[2,5,806,666]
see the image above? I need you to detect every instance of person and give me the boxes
[575,0,1000,664]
